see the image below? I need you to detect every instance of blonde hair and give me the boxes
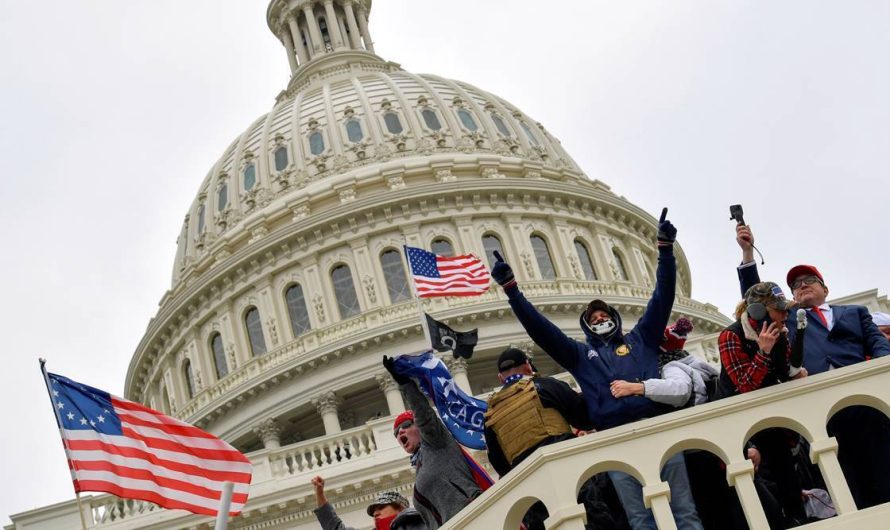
[734,299,748,321]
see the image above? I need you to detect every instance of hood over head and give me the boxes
[580,300,623,343]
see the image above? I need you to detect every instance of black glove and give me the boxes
[656,207,677,245]
[490,250,516,287]
[383,355,410,385]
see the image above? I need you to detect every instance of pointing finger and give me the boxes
[493,250,504,262]
[659,207,668,224]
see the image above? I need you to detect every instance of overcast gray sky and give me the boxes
[2,0,889,522]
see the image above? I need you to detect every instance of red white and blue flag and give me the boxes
[46,372,252,516]
[404,246,490,298]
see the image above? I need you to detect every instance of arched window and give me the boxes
[243,164,256,191]
[520,121,540,146]
[530,234,556,280]
[309,131,325,155]
[421,109,442,131]
[612,249,629,281]
[380,249,410,303]
[431,238,454,257]
[244,307,267,357]
[210,333,228,379]
[183,359,195,400]
[217,183,228,211]
[274,146,289,171]
[197,204,205,234]
[490,113,512,137]
[345,119,364,143]
[482,233,504,268]
[331,265,361,319]
[574,239,597,280]
[285,284,311,336]
[457,109,478,131]
[384,112,403,134]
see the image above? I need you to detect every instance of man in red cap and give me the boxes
[735,224,890,508]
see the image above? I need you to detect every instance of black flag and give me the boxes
[425,313,478,359]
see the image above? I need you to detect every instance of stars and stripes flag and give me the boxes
[404,245,491,298]
[45,371,252,517]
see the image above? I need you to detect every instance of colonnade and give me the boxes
[277,0,374,74]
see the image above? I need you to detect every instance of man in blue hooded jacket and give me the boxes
[491,208,702,530]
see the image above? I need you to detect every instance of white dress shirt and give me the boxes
[809,303,834,330]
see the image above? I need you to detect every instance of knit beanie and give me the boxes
[661,317,693,352]
[392,410,414,436]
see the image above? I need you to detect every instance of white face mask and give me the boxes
[590,319,616,336]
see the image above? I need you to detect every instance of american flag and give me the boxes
[404,246,491,297]
[46,372,252,517]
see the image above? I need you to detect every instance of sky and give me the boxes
[2,0,889,523]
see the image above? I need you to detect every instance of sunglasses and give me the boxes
[393,420,414,436]
[791,276,822,290]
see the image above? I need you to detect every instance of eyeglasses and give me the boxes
[393,420,413,436]
[791,276,822,290]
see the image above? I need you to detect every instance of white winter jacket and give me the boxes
[642,355,719,407]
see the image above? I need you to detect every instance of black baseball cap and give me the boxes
[496,347,538,373]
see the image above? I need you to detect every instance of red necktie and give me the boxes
[811,306,828,327]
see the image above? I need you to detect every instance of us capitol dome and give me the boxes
[98,0,731,527]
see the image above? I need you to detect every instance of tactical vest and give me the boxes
[484,378,572,464]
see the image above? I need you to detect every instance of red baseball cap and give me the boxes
[393,410,414,435]
[786,264,824,288]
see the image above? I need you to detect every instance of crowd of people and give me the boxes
[310,209,890,530]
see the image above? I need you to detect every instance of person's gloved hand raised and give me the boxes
[382,355,411,385]
[656,207,677,246]
[490,250,516,288]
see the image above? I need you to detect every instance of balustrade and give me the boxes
[268,423,378,478]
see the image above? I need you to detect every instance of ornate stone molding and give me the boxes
[313,391,341,415]
[252,418,282,448]
[375,373,399,393]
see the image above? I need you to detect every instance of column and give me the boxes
[726,460,770,529]
[252,418,282,450]
[376,374,405,415]
[543,504,587,530]
[355,2,374,53]
[280,29,298,73]
[303,3,324,55]
[341,0,362,49]
[643,482,677,530]
[443,356,472,394]
[288,15,310,65]
[314,391,342,434]
[810,437,857,515]
[323,0,345,49]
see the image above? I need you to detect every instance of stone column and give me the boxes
[302,4,324,55]
[726,460,770,529]
[443,356,472,395]
[376,374,405,415]
[810,437,857,515]
[323,0,345,49]
[355,2,374,53]
[288,15,310,65]
[280,29,299,72]
[314,391,342,434]
[642,482,677,530]
[341,0,362,49]
[253,418,282,450]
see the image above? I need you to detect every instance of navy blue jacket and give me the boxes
[738,263,890,374]
[504,246,676,429]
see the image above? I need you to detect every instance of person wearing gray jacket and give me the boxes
[311,476,427,530]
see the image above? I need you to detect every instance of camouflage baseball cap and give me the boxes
[366,491,409,516]
[745,282,796,311]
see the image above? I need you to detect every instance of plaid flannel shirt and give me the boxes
[718,326,789,394]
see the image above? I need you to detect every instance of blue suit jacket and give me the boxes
[738,263,890,374]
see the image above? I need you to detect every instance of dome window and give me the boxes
[217,183,228,211]
[346,119,364,143]
[431,238,454,257]
[490,113,512,137]
[457,109,478,132]
[210,332,228,379]
[196,204,205,234]
[482,233,504,268]
[612,248,629,281]
[331,264,361,319]
[380,249,410,303]
[530,234,557,280]
[309,131,325,155]
[384,112,403,134]
[274,146,289,171]
[243,163,256,191]
[244,307,267,357]
[421,109,442,131]
[285,284,311,336]
[574,239,598,280]
[520,121,540,146]
[183,359,195,400]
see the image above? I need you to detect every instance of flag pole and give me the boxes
[214,481,234,530]
[402,244,433,348]
[39,359,90,530]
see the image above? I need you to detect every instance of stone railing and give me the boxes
[90,496,160,527]
[443,357,890,530]
[268,423,378,478]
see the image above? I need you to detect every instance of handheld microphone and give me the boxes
[790,309,807,369]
